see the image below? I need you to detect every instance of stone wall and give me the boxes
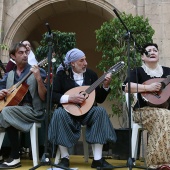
[1,0,170,66]
[0,0,169,160]
[0,0,170,124]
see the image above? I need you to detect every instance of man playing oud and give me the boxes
[48,48,117,169]
[0,42,47,169]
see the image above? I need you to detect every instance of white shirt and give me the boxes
[60,71,84,103]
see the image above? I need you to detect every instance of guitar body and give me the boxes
[0,57,49,112]
[0,82,29,112]
[141,78,170,108]
[62,86,95,116]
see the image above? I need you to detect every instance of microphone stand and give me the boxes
[29,23,72,170]
[96,9,147,170]
[114,8,147,170]
[0,72,2,79]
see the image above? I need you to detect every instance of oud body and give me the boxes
[141,76,170,108]
[63,86,95,116]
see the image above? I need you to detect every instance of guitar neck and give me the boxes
[16,71,32,88]
[15,58,48,88]
[85,73,107,94]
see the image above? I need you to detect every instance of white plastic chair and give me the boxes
[54,125,89,164]
[125,93,143,160]
[0,122,41,167]
[0,129,5,148]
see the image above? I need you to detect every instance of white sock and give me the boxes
[59,145,69,159]
[92,144,103,160]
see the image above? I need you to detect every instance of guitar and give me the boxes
[141,75,170,108]
[0,58,48,111]
[62,61,125,116]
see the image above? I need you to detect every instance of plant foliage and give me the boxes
[95,12,155,116]
[35,30,76,72]
[0,44,8,50]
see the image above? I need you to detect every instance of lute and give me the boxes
[63,61,125,116]
[141,75,170,108]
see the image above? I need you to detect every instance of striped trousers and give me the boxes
[48,106,117,148]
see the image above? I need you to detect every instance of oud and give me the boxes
[63,61,125,116]
[141,75,170,108]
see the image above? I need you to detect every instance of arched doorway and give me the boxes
[1,0,136,128]
[2,0,116,73]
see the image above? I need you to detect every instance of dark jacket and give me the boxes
[52,68,110,107]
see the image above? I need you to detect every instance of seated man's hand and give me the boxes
[68,93,86,104]
[0,89,9,100]
[30,65,42,81]
[103,73,112,88]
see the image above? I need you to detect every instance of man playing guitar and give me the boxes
[0,42,47,169]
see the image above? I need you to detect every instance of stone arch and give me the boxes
[2,0,136,67]
[1,0,137,128]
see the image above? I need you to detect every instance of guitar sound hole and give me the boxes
[161,82,166,89]
[79,91,89,99]
[75,103,81,108]
[152,92,161,98]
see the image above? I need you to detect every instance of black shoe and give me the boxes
[58,158,69,168]
[132,158,136,165]
[91,158,114,169]
[0,157,21,169]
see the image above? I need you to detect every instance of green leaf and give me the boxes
[95,12,154,116]
[35,30,76,72]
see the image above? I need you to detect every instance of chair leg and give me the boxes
[81,126,88,162]
[132,124,141,160]
[0,132,5,149]
[30,123,41,167]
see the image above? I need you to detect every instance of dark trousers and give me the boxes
[6,126,20,159]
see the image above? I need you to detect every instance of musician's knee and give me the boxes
[1,106,11,114]
[53,107,68,119]
[93,106,108,118]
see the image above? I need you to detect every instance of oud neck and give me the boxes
[85,73,107,94]
[163,75,170,85]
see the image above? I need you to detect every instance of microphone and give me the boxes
[137,46,150,57]
[45,23,51,35]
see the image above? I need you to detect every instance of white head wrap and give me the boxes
[57,48,85,72]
